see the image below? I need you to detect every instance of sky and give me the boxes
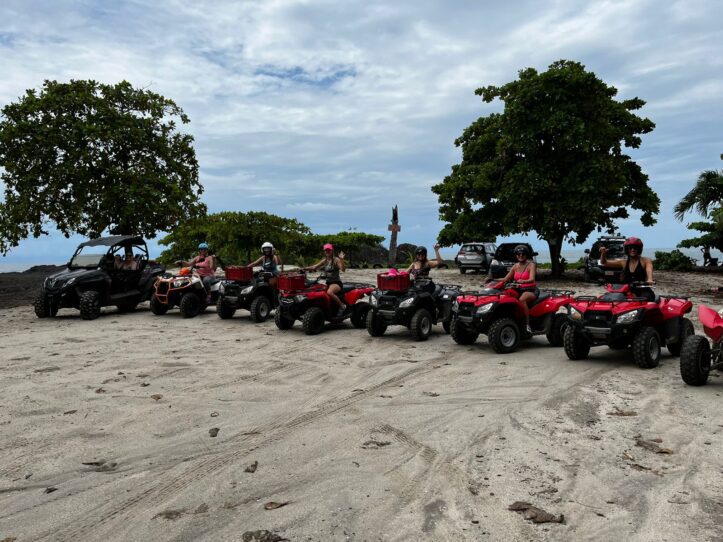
[0,0,722,268]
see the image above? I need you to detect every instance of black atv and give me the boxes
[216,271,278,322]
[366,276,460,341]
[34,235,165,320]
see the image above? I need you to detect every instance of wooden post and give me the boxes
[388,205,401,267]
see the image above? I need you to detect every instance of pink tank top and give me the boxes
[192,256,215,278]
[514,264,535,287]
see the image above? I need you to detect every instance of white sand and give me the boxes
[1,269,721,541]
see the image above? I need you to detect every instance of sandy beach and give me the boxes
[1,268,722,541]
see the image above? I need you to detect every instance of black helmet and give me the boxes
[415,246,428,258]
[514,244,531,257]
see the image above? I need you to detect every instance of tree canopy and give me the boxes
[432,60,660,276]
[0,79,205,254]
[675,167,723,252]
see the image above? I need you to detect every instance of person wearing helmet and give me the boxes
[600,237,654,283]
[407,244,444,280]
[175,242,218,290]
[499,244,538,334]
[247,242,283,288]
[304,243,347,313]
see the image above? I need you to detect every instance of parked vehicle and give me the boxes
[582,236,626,282]
[216,266,278,322]
[564,282,694,368]
[366,273,460,341]
[34,235,165,320]
[454,242,497,274]
[449,281,574,353]
[274,272,374,335]
[489,243,537,278]
[679,305,723,385]
[150,266,221,318]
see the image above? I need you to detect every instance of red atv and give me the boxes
[679,305,723,385]
[274,271,375,335]
[449,281,575,353]
[564,282,694,369]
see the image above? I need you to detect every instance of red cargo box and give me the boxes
[225,266,253,281]
[377,272,410,291]
[278,272,306,291]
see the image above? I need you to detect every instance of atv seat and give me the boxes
[528,290,551,308]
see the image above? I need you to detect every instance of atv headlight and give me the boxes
[173,279,189,288]
[491,259,499,266]
[556,306,568,315]
[616,309,641,324]
[399,297,415,308]
[240,285,253,295]
[569,307,583,321]
[295,294,306,303]
[476,302,495,314]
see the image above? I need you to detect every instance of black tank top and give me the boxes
[622,259,646,283]
[322,258,340,282]
[410,261,430,279]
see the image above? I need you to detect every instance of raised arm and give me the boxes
[275,253,284,272]
[599,247,625,269]
[336,251,346,272]
[644,258,654,283]
[428,244,443,268]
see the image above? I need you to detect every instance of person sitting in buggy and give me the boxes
[115,246,138,271]
[176,242,218,290]
[498,244,537,333]
[247,242,283,288]
[600,237,655,300]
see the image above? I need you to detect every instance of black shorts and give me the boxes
[327,280,343,289]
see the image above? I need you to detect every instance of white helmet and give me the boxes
[261,242,273,250]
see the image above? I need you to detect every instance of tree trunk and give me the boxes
[547,235,564,278]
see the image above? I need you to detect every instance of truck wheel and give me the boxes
[250,296,272,322]
[366,310,387,337]
[563,325,590,360]
[216,298,236,319]
[150,295,169,315]
[632,326,661,369]
[351,303,371,329]
[679,335,711,386]
[179,292,202,318]
[79,290,101,320]
[667,318,694,356]
[546,314,569,347]
[488,317,520,353]
[34,292,57,318]
[410,308,433,341]
[450,319,478,345]
[274,310,294,330]
[302,306,325,335]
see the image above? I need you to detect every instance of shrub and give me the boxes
[654,250,695,271]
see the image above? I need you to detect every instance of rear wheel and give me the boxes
[667,318,694,356]
[679,335,711,386]
[250,295,272,322]
[33,292,57,318]
[351,303,371,329]
[302,306,325,335]
[274,310,294,330]
[450,318,479,345]
[179,292,202,318]
[563,325,590,360]
[632,326,661,369]
[546,314,568,347]
[216,298,236,319]
[79,290,101,320]
[366,310,387,337]
[410,308,433,341]
[488,318,520,354]
[150,295,169,315]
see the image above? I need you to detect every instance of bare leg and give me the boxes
[328,284,344,309]
[519,291,536,327]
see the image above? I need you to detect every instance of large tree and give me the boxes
[675,167,723,252]
[0,79,205,253]
[433,60,660,276]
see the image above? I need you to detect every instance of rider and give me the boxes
[407,244,443,292]
[304,243,347,313]
[499,245,537,334]
[600,236,654,298]
[247,242,283,288]
[175,242,217,290]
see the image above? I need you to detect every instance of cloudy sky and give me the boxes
[1,0,721,266]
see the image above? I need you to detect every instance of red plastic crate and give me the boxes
[377,272,410,291]
[278,272,306,291]
[225,265,253,281]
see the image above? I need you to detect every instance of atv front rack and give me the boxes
[574,295,651,305]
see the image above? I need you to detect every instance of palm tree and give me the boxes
[674,169,723,221]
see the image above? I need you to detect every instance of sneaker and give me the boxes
[339,304,347,314]
[526,325,533,334]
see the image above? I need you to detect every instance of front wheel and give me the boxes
[667,318,694,356]
[546,314,569,347]
[79,290,102,320]
[366,310,387,337]
[488,318,520,353]
[679,335,711,386]
[274,310,294,330]
[351,303,371,329]
[250,295,272,323]
[34,291,57,318]
[410,308,433,341]
[216,298,236,319]
[179,292,202,318]
[563,325,590,360]
[150,295,169,315]
[632,326,661,369]
[302,306,326,335]
[450,318,479,345]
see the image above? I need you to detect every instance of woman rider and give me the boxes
[176,242,217,290]
[600,237,654,298]
[499,245,537,334]
[304,243,347,313]
[247,242,283,288]
[407,244,444,292]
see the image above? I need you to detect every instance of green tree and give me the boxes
[0,79,205,253]
[433,60,660,276]
[675,167,723,252]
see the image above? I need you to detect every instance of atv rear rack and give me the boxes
[540,289,576,297]
[574,295,651,305]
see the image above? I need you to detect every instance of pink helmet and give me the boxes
[323,243,333,251]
